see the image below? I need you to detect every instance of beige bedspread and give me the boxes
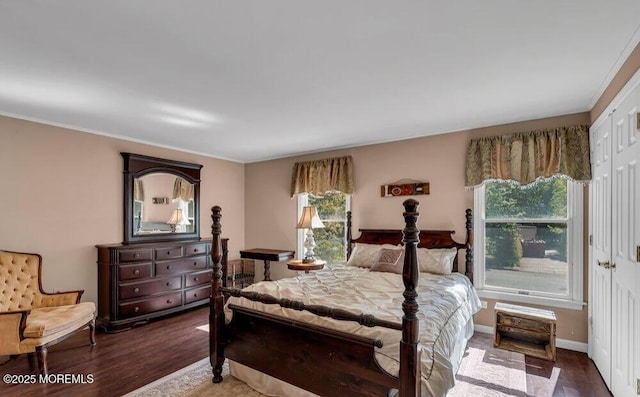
[225,263,481,396]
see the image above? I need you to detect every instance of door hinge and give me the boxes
[636,112,640,130]
[637,378,640,395]
[589,235,593,246]
[636,246,640,263]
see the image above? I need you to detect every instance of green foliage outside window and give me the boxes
[308,192,348,263]
[484,176,568,269]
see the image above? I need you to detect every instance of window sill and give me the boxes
[477,289,586,311]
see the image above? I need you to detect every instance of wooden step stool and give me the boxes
[494,302,557,361]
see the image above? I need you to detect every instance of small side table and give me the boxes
[287,259,326,273]
[240,248,295,281]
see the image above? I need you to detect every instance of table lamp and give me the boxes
[296,206,325,263]
[167,208,190,232]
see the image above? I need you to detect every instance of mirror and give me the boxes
[122,153,202,243]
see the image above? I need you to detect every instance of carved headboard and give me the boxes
[346,209,474,282]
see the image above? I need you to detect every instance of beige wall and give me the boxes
[0,115,245,304]
[246,112,591,344]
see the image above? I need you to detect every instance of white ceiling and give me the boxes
[1,1,639,163]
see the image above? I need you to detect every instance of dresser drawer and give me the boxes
[118,263,152,281]
[185,269,212,287]
[155,246,184,260]
[156,256,208,275]
[119,249,153,263]
[118,276,181,299]
[185,243,208,257]
[185,285,210,304]
[118,292,182,319]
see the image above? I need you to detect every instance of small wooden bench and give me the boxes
[494,302,556,361]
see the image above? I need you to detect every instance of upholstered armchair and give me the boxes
[0,250,96,375]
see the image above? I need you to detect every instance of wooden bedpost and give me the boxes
[209,206,225,383]
[464,208,474,284]
[400,199,421,397]
[346,210,353,260]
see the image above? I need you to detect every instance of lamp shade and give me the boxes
[167,208,190,226]
[296,206,324,229]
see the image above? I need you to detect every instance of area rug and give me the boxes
[448,346,527,396]
[124,346,527,397]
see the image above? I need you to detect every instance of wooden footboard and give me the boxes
[209,200,456,397]
[226,305,397,396]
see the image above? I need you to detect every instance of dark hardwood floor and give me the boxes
[0,306,611,397]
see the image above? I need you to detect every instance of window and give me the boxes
[297,192,351,263]
[474,176,584,310]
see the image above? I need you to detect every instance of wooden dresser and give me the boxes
[96,238,228,332]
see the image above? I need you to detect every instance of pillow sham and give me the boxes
[370,248,404,274]
[416,247,457,275]
[346,243,399,268]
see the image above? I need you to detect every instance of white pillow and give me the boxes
[347,243,399,268]
[416,247,457,274]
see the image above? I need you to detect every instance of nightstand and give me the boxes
[287,259,326,273]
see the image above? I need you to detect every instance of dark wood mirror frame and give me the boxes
[122,152,202,244]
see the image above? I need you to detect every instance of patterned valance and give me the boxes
[172,177,194,201]
[465,124,592,188]
[290,156,354,197]
[133,179,144,202]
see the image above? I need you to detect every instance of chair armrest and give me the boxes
[0,310,31,350]
[40,290,84,307]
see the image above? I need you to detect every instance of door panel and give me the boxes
[590,116,612,388]
[610,86,639,397]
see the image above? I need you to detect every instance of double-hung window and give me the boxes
[473,176,584,310]
[297,192,351,263]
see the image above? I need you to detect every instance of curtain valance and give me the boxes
[133,179,145,202]
[465,124,591,188]
[172,177,194,201]
[290,155,354,197]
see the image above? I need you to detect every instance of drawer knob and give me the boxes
[193,248,199,253]
[133,269,140,275]
[167,251,172,255]
[133,287,140,293]
[134,306,139,313]
[193,262,198,266]
[193,277,199,282]
[133,253,140,258]
[166,282,171,287]
[167,299,173,304]
[166,265,172,270]
[194,293,198,298]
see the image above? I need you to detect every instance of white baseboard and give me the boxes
[474,324,494,335]
[474,324,588,353]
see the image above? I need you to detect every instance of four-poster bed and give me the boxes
[209,200,478,397]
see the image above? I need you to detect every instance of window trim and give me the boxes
[296,193,351,261]
[473,179,585,310]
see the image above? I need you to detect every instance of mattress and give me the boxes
[225,263,481,396]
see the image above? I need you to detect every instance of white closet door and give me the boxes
[610,84,640,397]
[590,115,613,388]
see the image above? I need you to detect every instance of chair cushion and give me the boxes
[0,251,41,311]
[23,302,95,338]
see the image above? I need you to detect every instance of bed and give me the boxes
[209,200,480,397]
